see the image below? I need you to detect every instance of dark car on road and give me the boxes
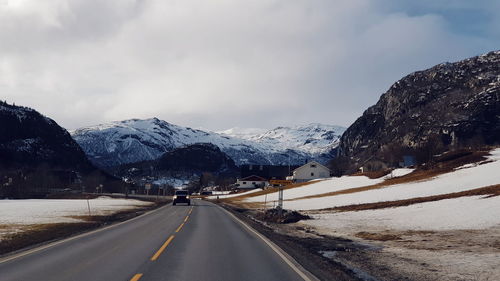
[173,190,190,205]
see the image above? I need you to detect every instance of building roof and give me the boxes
[293,161,330,172]
[239,175,268,182]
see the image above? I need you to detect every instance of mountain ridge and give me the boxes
[71,118,345,169]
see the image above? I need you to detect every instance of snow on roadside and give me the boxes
[0,197,152,225]
[247,148,500,211]
[304,195,500,232]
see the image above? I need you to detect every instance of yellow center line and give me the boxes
[130,273,143,281]
[184,215,189,222]
[175,222,185,233]
[151,235,175,261]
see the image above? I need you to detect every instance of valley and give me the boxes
[1,45,499,281]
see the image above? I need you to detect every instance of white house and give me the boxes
[290,161,330,182]
[236,175,268,189]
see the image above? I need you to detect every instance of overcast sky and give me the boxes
[1,0,499,131]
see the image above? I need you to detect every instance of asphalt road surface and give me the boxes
[0,200,311,281]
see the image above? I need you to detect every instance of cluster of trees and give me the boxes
[1,166,75,198]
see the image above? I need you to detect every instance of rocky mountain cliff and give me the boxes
[0,101,92,171]
[71,118,345,169]
[338,51,500,170]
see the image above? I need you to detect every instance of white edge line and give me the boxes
[218,204,319,281]
[0,203,171,264]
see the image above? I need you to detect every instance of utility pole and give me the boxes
[277,186,284,217]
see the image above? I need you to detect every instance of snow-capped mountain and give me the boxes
[71,118,345,169]
[219,124,346,155]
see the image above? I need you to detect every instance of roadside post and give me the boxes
[269,180,293,217]
[86,195,91,217]
[264,193,267,210]
[145,183,151,195]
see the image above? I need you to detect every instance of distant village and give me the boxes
[120,160,334,196]
[121,154,420,196]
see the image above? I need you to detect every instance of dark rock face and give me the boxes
[0,101,93,171]
[0,102,126,198]
[157,143,238,175]
[338,51,500,169]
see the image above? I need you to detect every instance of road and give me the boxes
[0,200,311,281]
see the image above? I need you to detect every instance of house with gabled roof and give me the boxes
[235,175,268,189]
[289,161,330,182]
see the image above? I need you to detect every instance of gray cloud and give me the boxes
[1,0,499,131]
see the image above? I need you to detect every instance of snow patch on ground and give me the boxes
[384,168,414,178]
[208,188,263,199]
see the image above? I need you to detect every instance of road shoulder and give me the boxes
[217,202,361,281]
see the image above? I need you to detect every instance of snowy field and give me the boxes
[241,168,413,204]
[245,175,384,203]
[307,195,500,232]
[0,197,152,225]
[243,149,500,211]
[228,148,500,233]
